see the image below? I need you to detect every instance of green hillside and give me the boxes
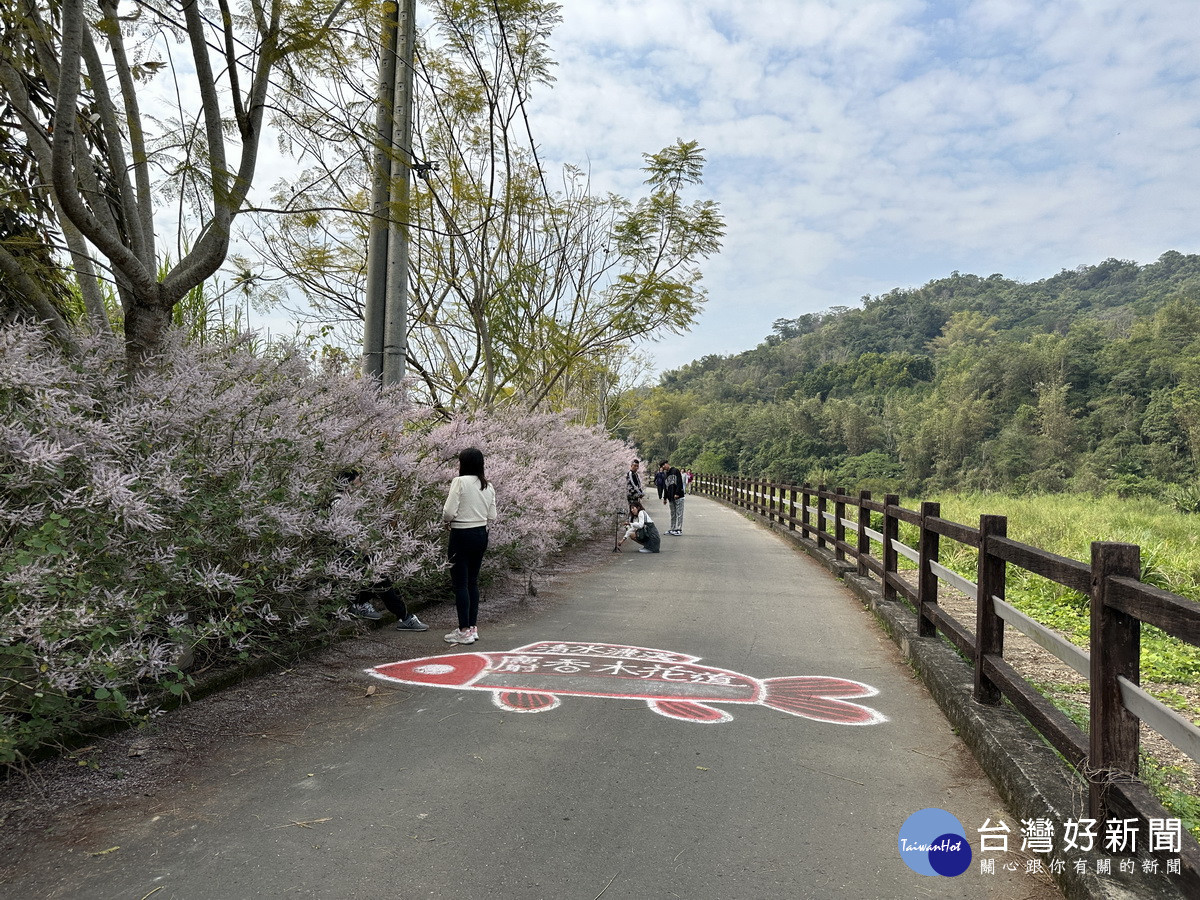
[627,251,1200,502]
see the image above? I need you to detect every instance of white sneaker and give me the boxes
[445,627,477,645]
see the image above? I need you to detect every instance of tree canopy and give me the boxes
[255,0,722,415]
[0,0,362,369]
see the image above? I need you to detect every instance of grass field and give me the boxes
[897,491,1200,842]
[905,492,1200,686]
[715,482,1200,839]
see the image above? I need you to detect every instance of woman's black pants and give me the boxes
[449,526,489,628]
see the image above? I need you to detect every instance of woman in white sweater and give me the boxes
[617,500,661,553]
[441,448,497,644]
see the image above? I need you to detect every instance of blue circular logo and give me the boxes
[898,808,972,877]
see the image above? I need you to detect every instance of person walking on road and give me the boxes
[617,500,661,553]
[442,448,497,645]
[653,464,666,501]
[660,459,686,535]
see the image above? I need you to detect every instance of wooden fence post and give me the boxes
[834,487,846,561]
[917,501,941,638]
[788,485,798,532]
[817,485,829,550]
[857,490,871,576]
[973,514,1007,704]
[768,481,777,524]
[882,493,899,601]
[801,483,811,537]
[1089,542,1142,821]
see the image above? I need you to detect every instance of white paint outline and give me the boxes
[367,641,888,726]
[490,691,563,714]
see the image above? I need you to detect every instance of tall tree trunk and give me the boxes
[125,298,172,369]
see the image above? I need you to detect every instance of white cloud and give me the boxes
[120,0,1195,375]
[520,0,1200,373]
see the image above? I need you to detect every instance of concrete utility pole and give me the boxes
[363,0,416,385]
[361,2,397,381]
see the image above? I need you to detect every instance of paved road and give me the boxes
[11,497,1058,899]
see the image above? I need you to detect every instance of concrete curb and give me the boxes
[715,502,1189,900]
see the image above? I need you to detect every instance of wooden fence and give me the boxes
[693,475,1200,879]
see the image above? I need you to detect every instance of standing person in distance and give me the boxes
[653,462,667,501]
[661,459,686,535]
[442,448,497,645]
[626,459,645,504]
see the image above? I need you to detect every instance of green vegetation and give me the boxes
[643,259,1200,841]
[634,252,1200,680]
[917,492,1200,685]
[1029,682,1199,842]
[628,252,1200,503]
[894,491,1200,841]
[1141,755,1200,843]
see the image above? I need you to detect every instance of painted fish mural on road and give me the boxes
[368,641,886,725]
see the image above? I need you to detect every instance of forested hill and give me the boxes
[628,251,1200,502]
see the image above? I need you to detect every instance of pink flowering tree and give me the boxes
[420,410,631,579]
[0,323,632,763]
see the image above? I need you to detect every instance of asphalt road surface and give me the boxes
[7,497,1060,899]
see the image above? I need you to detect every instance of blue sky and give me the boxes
[523,0,1200,374]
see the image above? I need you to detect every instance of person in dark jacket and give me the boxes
[660,459,685,535]
[653,465,666,500]
[626,459,645,503]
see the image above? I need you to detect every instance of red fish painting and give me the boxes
[368,641,886,725]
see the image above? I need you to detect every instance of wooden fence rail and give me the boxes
[693,474,1200,879]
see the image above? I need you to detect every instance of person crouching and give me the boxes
[618,501,661,553]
